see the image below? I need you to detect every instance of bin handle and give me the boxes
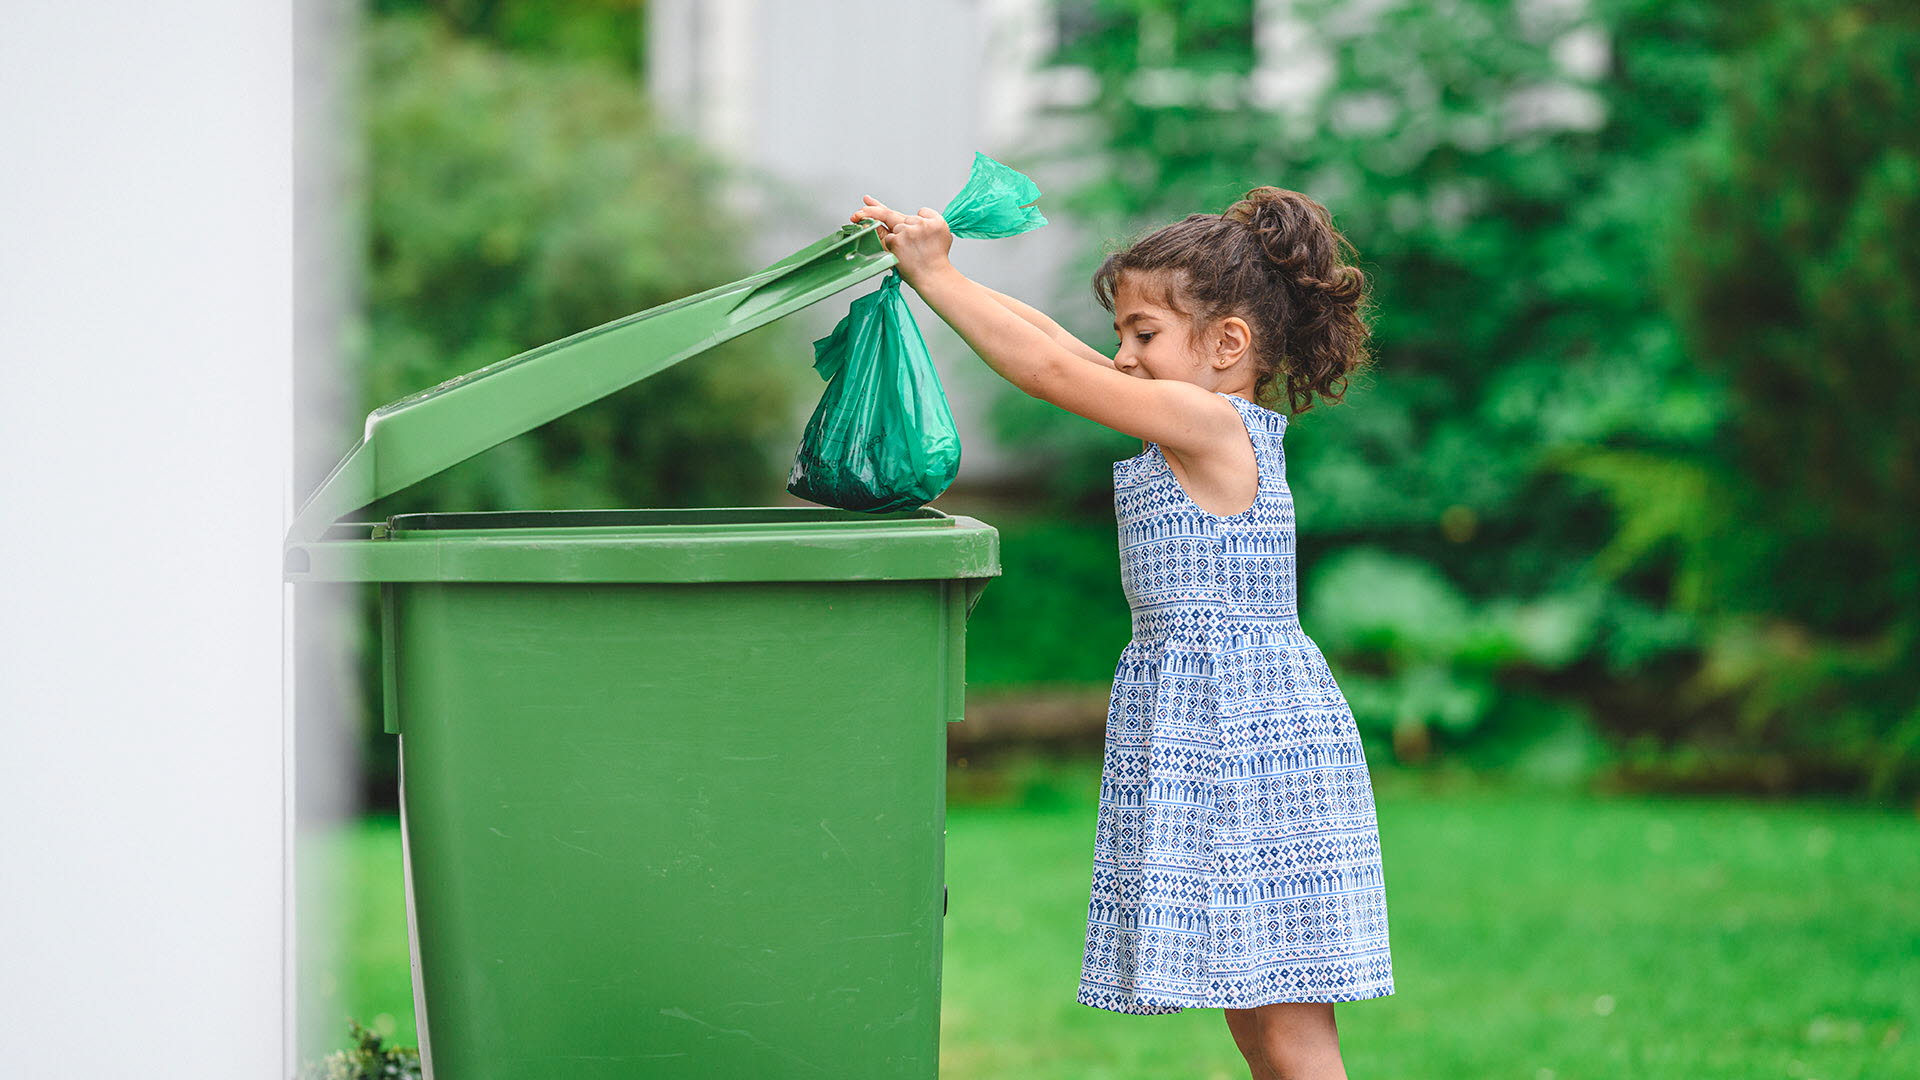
[964,576,990,620]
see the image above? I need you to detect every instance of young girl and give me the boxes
[852,186,1391,1080]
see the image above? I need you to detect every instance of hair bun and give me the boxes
[1222,185,1289,223]
[1224,187,1363,305]
[1225,187,1330,277]
[1093,184,1372,414]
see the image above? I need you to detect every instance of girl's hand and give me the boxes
[850,195,953,290]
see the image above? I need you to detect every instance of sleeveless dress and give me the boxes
[1076,391,1395,1014]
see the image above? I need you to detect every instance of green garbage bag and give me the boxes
[788,151,1045,512]
[786,271,962,512]
[942,152,1049,239]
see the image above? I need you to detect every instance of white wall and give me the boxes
[0,3,290,1075]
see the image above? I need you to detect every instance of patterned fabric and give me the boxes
[1077,391,1395,1014]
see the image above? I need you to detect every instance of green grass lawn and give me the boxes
[308,755,1917,1079]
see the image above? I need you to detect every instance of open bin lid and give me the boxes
[285,220,898,547]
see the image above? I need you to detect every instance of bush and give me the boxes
[298,1019,421,1080]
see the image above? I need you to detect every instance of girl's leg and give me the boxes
[1223,1002,1348,1080]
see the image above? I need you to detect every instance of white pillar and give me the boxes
[0,2,292,1076]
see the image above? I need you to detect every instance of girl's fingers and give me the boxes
[856,213,908,231]
[858,196,909,227]
[855,196,941,238]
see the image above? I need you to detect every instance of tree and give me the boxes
[1662,0,1920,797]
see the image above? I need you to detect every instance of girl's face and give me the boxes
[1113,270,1259,388]
[1113,270,1259,393]
[1110,275,1205,383]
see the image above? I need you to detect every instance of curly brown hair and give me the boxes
[1092,186,1374,414]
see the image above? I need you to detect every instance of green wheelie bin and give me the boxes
[284,220,999,1079]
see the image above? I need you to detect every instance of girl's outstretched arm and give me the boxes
[978,284,1117,370]
[850,198,1241,456]
[914,264,1231,448]
[908,266,1103,397]
[854,196,1115,371]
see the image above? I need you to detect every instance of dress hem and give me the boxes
[1075,981,1396,1016]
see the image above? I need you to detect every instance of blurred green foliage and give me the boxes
[979,0,1918,797]
[369,0,644,74]
[964,516,1131,687]
[335,2,1919,800]
[1665,1,1920,798]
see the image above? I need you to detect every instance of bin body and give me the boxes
[294,508,995,1080]
[280,222,991,1077]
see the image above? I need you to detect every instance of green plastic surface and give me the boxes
[386,573,964,1077]
[287,222,897,545]
[306,505,994,1077]
[941,151,1048,239]
[780,153,1044,513]
[285,218,999,1077]
[787,272,962,512]
[283,507,997,589]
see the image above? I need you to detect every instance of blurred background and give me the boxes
[292,0,1919,1076]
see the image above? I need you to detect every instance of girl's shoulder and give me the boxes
[1219,392,1289,433]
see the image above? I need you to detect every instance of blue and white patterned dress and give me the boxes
[1077,390,1395,1014]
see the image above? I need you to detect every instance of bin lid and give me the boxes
[286,221,897,546]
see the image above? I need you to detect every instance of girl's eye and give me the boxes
[1136,332,1155,343]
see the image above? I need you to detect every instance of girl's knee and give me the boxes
[1224,1003,1345,1080]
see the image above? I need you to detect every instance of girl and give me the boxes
[852,186,1391,1080]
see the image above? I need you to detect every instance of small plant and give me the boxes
[298,1019,421,1080]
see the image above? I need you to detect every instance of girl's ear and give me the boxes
[1214,316,1253,367]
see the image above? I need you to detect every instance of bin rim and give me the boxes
[375,505,964,537]
[281,505,1001,585]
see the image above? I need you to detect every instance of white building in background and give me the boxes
[645,0,1603,483]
